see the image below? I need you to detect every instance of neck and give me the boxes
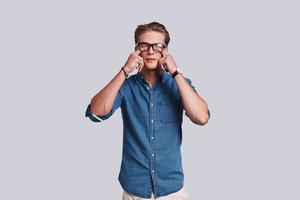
[140,67,161,88]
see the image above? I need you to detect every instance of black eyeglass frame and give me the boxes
[135,42,167,52]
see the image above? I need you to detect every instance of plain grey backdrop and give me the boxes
[1,0,299,199]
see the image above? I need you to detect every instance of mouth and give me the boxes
[145,58,157,62]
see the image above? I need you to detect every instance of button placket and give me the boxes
[149,92,156,181]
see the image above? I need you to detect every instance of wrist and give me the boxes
[168,67,177,75]
[121,66,129,78]
[171,68,183,79]
[122,65,131,74]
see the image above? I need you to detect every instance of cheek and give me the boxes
[140,52,147,59]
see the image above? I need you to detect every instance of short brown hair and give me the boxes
[134,22,170,46]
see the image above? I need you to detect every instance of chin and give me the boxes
[144,63,159,70]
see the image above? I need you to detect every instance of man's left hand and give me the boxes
[158,49,178,74]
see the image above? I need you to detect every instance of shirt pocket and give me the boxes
[158,99,181,123]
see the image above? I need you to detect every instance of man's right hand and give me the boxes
[122,49,144,75]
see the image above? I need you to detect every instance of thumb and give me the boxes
[138,60,144,72]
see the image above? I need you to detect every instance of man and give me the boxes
[85,22,210,200]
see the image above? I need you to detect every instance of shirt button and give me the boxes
[147,87,149,90]
[152,154,154,157]
[151,120,154,123]
[152,170,155,173]
[151,137,154,140]
[151,103,153,106]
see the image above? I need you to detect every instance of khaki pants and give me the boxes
[122,187,189,200]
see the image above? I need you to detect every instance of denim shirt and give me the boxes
[85,71,200,198]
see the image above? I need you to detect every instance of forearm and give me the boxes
[90,69,126,116]
[174,74,209,125]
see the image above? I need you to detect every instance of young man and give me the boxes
[85,22,210,200]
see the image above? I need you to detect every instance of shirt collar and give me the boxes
[136,71,170,84]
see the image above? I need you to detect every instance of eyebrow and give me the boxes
[137,42,166,46]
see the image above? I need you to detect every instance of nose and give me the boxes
[148,46,155,54]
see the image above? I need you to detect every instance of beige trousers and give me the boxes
[122,186,189,200]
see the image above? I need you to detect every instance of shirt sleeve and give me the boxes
[184,78,210,120]
[85,90,124,122]
[185,77,197,93]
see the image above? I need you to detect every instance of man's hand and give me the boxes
[158,49,178,74]
[123,49,144,75]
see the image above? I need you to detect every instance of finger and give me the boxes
[159,55,166,65]
[136,57,143,69]
[160,63,165,72]
[134,56,143,68]
[133,49,141,56]
[160,64,167,73]
[162,49,169,56]
[137,56,144,66]
[135,62,140,68]
[163,64,169,72]
[160,56,169,71]
[138,60,144,72]
[159,56,167,64]
[159,59,166,70]
[161,51,167,58]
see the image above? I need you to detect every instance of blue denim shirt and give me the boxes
[85,71,202,198]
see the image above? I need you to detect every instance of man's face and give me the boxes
[135,31,166,71]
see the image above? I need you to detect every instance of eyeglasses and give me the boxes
[136,42,167,52]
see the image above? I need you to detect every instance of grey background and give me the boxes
[1,0,299,199]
